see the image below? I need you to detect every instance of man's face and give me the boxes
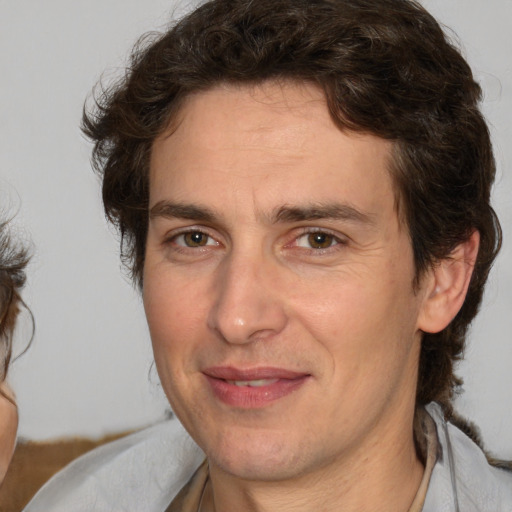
[144,82,429,482]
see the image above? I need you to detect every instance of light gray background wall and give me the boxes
[1,1,511,458]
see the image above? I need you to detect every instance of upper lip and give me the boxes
[203,366,309,381]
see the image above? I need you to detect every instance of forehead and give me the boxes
[149,81,397,221]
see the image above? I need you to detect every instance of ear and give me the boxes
[418,231,480,334]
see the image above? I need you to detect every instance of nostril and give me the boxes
[208,299,287,345]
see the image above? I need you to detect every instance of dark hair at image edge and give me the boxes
[0,220,31,404]
[82,0,501,414]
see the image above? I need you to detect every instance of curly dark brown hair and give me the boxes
[0,219,30,397]
[82,0,501,409]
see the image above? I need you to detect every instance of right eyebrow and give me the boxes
[149,201,217,223]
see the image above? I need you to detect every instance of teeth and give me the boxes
[228,379,279,387]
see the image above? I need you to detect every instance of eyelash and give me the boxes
[163,227,347,255]
[291,228,347,253]
[164,228,217,249]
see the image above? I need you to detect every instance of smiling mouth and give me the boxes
[203,367,310,408]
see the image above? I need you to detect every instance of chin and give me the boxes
[205,428,313,482]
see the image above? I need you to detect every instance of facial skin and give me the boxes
[144,82,438,511]
[0,383,17,484]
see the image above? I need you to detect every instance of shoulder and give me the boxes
[424,403,512,512]
[24,418,204,512]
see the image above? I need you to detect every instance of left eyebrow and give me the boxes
[272,203,376,225]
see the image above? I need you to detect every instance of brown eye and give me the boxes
[183,232,209,247]
[307,233,335,249]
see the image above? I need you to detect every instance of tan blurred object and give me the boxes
[0,432,129,512]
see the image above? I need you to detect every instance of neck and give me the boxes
[205,407,424,512]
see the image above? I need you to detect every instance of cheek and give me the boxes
[0,394,17,482]
[143,270,208,370]
[290,265,419,367]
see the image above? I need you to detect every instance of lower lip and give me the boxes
[204,375,309,409]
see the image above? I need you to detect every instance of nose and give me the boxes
[207,251,288,345]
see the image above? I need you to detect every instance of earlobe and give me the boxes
[418,231,480,334]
